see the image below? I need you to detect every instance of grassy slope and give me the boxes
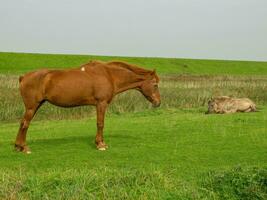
[1,52,267,75]
[0,108,266,198]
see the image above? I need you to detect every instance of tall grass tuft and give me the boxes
[1,74,267,122]
[201,166,267,200]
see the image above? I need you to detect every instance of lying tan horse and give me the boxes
[15,60,161,153]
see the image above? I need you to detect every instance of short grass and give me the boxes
[0,108,266,199]
[1,52,267,199]
[1,52,267,75]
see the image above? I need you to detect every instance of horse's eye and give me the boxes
[154,85,158,89]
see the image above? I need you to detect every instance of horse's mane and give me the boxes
[84,60,159,81]
[106,61,153,75]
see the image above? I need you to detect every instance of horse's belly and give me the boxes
[47,91,96,107]
[44,79,96,107]
[47,94,96,107]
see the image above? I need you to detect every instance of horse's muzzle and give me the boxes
[153,101,161,108]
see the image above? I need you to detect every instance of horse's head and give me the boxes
[206,100,215,114]
[139,70,161,107]
[206,99,218,114]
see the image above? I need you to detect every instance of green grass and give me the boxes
[0,109,267,199]
[1,52,267,199]
[1,52,267,75]
[1,108,266,174]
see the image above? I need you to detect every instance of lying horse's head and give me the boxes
[138,70,161,107]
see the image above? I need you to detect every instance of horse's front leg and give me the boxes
[95,101,108,150]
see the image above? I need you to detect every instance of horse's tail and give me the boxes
[253,104,257,111]
[19,75,24,83]
[250,102,258,112]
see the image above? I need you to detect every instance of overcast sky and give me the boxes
[0,0,266,61]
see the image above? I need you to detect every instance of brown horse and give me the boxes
[15,60,161,153]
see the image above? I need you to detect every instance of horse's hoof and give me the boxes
[98,147,106,151]
[15,145,21,152]
[24,150,32,154]
[15,144,31,154]
[14,144,24,152]
[96,141,108,150]
[22,147,31,154]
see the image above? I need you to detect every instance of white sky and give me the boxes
[0,0,266,61]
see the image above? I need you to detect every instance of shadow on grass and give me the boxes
[27,134,139,150]
[0,133,142,158]
[28,136,96,150]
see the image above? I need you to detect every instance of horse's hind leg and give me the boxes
[15,102,42,153]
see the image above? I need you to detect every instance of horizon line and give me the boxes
[1,51,267,63]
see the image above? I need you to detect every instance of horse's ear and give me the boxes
[151,69,156,75]
[151,69,160,82]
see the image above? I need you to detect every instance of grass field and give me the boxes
[0,52,267,199]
